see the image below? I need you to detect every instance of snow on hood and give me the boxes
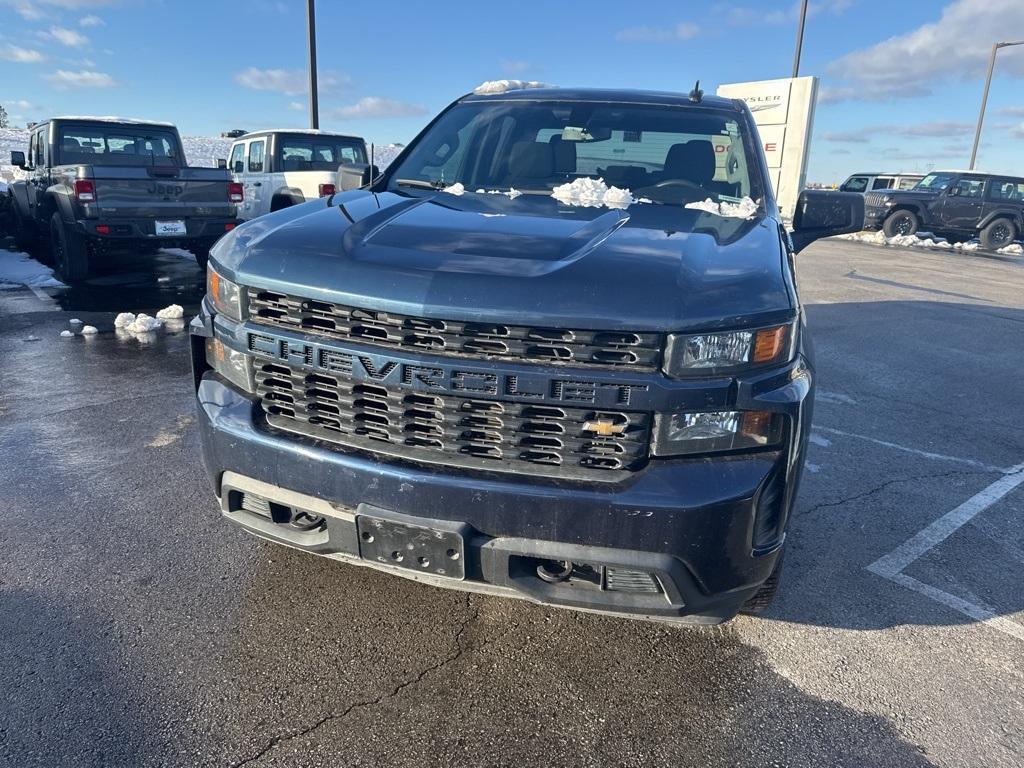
[685,197,759,220]
[550,177,636,210]
[473,80,555,95]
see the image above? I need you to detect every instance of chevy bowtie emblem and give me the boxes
[583,420,627,436]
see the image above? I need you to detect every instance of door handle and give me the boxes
[253,182,262,187]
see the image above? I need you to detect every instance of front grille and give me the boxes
[247,289,662,371]
[864,192,888,209]
[254,360,651,479]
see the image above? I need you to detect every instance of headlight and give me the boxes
[206,264,244,321]
[883,195,895,206]
[663,323,794,377]
[206,337,254,393]
[651,410,784,457]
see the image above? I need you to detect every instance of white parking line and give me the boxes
[868,463,1024,641]
[814,426,1011,474]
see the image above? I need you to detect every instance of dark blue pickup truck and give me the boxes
[190,86,862,623]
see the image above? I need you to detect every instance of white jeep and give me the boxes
[228,129,368,220]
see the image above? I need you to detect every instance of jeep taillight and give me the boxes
[228,182,244,203]
[74,179,96,202]
[319,183,336,197]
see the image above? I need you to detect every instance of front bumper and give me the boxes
[863,207,888,230]
[190,307,813,623]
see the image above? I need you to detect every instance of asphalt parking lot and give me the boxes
[0,238,1021,768]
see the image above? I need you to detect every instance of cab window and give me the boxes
[229,143,246,173]
[842,176,869,192]
[871,177,894,190]
[950,178,984,199]
[248,140,265,173]
[986,178,1024,202]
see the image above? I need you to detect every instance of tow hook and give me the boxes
[536,559,573,584]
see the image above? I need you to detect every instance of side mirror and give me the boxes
[337,162,380,191]
[789,190,865,253]
[233,160,244,174]
[10,150,26,169]
[217,158,227,170]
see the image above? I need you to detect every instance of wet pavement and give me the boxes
[0,237,1022,767]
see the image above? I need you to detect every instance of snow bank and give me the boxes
[836,230,1023,255]
[685,197,759,219]
[114,312,136,328]
[0,250,65,290]
[473,80,553,95]
[155,304,184,320]
[551,177,635,210]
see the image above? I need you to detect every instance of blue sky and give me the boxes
[2,0,1023,183]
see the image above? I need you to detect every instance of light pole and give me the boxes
[969,40,1024,170]
[306,0,319,129]
[792,0,809,78]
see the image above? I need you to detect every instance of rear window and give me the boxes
[987,179,1024,202]
[388,99,761,205]
[277,135,367,171]
[57,124,181,167]
[841,176,869,192]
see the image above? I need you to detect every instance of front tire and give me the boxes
[191,244,210,271]
[979,218,1017,250]
[13,206,43,257]
[882,209,920,238]
[50,212,90,283]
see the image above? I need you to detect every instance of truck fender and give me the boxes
[270,187,306,212]
[9,182,31,217]
[978,209,1023,230]
[42,187,76,225]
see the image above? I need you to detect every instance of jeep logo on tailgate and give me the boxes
[148,182,183,196]
[247,331,649,407]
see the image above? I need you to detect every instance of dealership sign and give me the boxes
[716,76,819,217]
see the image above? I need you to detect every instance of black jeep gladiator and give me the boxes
[865,170,1024,250]
[190,86,862,623]
[7,117,241,281]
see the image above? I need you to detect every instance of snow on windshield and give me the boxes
[684,197,759,220]
[550,177,637,210]
[473,80,554,95]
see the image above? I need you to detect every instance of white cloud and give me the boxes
[827,0,1024,102]
[1,0,113,15]
[714,1,852,26]
[822,121,974,142]
[233,67,350,96]
[998,106,1024,117]
[43,69,117,88]
[79,14,104,26]
[328,97,427,120]
[615,22,699,42]
[0,45,45,63]
[287,101,304,111]
[45,26,90,47]
[1011,123,1024,139]
[2,99,36,110]
[500,59,532,74]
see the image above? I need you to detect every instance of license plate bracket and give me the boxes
[155,219,186,236]
[356,513,465,580]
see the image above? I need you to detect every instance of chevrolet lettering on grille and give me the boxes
[247,330,650,408]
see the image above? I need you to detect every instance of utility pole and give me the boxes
[306,0,319,129]
[791,0,809,79]
[970,40,1024,170]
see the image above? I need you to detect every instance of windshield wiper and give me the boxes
[395,178,447,190]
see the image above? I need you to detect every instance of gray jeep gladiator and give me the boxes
[7,116,241,281]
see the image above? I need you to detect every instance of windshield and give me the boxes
[57,124,181,167]
[915,173,956,191]
[388,99,760,206]
[276,134,367,171]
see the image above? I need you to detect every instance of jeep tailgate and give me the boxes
[84,166,236,219]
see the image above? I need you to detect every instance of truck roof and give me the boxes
[47,115,177,127]
[237,128,364,141]
[461,86,739,111]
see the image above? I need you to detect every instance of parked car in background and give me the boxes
[228,130,368,221]
[840,171,924,194]
[192,85,864,624]
[7,116,240,280]
[864,170,1024,249]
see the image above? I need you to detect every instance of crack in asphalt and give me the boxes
[230,593,482,768]
[795,468,997,520]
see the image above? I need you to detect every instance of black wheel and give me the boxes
[740,551,785,616]
[979,218,1017,250]
[882,209,919,238]
[191,244,210,271]
[50,211,90,283]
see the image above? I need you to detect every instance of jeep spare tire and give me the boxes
[882,210,920,238]
[979,218,1017,251]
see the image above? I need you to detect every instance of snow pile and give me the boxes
[125,313,163,334]
[113,312,136,328]
[473,80,553,95]
[60,330,74,338]
[155,304,184,320]
[551,177,635,210]
[442,182,465,196]
[81,325,98,335]
[0,250,65,290]
[685,197,759,219]
[837,230,1024,255]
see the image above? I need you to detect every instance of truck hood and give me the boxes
[212,189,794,332]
